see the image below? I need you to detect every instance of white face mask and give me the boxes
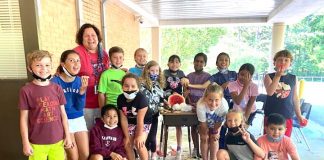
[123,90,138,100]
[104,124,118,130]
[266,134,284,142]
[217,67,228,74]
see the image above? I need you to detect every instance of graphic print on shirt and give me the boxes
[122,106,137,117]
[267,151,279,160]
[102,136,117,147]
[167,76,180,89]
[206,112,224,128]
[275,82,291,98]
[36,96,60,123]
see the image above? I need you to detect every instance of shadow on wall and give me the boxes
[0,79,28,159]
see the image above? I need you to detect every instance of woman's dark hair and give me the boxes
[239,63,255,75]
[57,50,79,73]
[168,54,181,63]
[267,113,286,127]
[194,52,207,66]
[121,73,140,88]
[75,23,102,45]
[101,104,121,126]
[216,52,230,63]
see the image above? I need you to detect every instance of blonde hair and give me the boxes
[226,109,245,127]
[140,60,165,90]
[273,49,293,62]
[202,83,224,99]
[134,48,147,56]
[26,50,52,68]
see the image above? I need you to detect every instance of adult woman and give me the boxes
[74,23,109,130]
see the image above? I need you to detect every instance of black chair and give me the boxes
[255,94,267,135]
[292,101,312,151]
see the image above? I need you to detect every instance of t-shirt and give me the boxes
[209,71,237,102]
[228,80,259,112]
[129,66,143,77]
[163,69,186,96]
[51,76,86,119]
[117,92,151,124]
[225,131,258,160]
[196,98,228,128]
[264,73,296,119]
[74,45,109,109]
[140,81,164,115]
[187,71,211,107]
[90,119,126,158]
[255,135,299,160]
[98,69,126,106]
[18,82,66,144]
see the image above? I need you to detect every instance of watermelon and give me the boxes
[168,93,185,107]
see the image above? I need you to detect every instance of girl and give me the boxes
[51,50,89,160]
[118,73,151,160]
[196,84,228,160]
[217,109,265,160]
[189,52,237,107]
[140,60,165,160]
[163,55,188,159]
[228,63,258,127]
[89,104,127,160]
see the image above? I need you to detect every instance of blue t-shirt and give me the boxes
[209,71,237,102]
[51,76,86,119]
[264,73,296,119]
[129,66,143,77]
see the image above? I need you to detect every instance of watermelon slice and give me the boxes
[168,93,185,107]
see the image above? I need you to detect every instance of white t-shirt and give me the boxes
[196,98,228,128]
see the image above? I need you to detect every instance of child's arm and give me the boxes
[240,127,265,158]
[98,92,106,108]
[293,78,305,123]
[264,70,285,96]
[119,110,130,142]
[89,127,109,157]
[188,80,211,89]
[20,110,33,156]
[134,107,148,149]
[60,105,72,149]
[286,137,300,160]
[244,96,256,122]
[79,76,89,95]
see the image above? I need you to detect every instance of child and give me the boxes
[98,46,126,107]
[228,63,258,127]
[118,73,151,160]
[140,60,165,160]
[189,52,237,107]
[263,49,306,137]
[163,55,188,159]
[186,52,211,158]
[89,104,127,160]
[19,50,72,159]
[129,48,148,77]
[196,84,228,160]
[217,109,265,160]
[255,113,299,160]
[51,50,89,160]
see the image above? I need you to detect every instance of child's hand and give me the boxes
[242,73,251,86]
[64,137,73,149]
[210,134,220,141]
[239,127,251,143]
[22,142,33,156]
[80,76,89,95]
[134,134,146,149]
[221,82,229,89]
[181,78,189,87]
[299,116,308,127]
[110,152,124,160]
[275,64,285,77]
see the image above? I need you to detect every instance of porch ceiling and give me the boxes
[112,0,324,26]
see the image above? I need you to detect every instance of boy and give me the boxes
[186,52,211,158]
[19,50,72,159]
[98,46,126,107]
[129,48,148,77]
[255,113,299,160]
[263,49,306,137]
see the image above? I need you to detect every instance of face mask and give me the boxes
[32,72,51,82]
[123,90,138,99]
[266,134,284,142]
[217,67,228,74]
[62,66,76,77]
[150,73,159,81]
[104,124,118,130]
[111,64,122,69]
[136,64,145,68]
[228,124,242,134]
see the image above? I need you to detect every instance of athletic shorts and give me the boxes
[29,140,64,160]
[128,124,151,136]
[68,116,88,133]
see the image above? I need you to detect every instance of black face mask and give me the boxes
[32,72,51,82]
[111,64,122,69]
[124,90,137,94]
[228,124,242,134]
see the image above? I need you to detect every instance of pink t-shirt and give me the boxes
[228,80,258,112]
[255,135,299,160]
[19,82,66,144]
[74,45,109,109]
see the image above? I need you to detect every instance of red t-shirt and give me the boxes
[19,82,66,144]
[74,45,109,109]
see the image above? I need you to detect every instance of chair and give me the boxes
[292,101,312,151]
[255,94,267,135]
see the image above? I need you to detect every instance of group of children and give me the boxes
[19,47,304,160]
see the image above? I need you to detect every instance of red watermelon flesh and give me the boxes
[168,93,185,107]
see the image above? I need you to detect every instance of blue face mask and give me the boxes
[150,73,159,81]
[266,134,284,142]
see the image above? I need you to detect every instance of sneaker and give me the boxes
[175,150,182,160]
[192,148,198,158]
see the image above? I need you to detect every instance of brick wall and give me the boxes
[38,0,78,72]
[106,2,140,68]
[82,0,101,29]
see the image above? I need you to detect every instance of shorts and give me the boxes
[128,124,151,136]
[29,140,64,160]
[68,116,88,133]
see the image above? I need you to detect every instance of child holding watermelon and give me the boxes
[263,49,307,137]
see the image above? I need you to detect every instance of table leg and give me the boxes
[163,125,168,160]
[188,126,192,157]
[159,121,164,155]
